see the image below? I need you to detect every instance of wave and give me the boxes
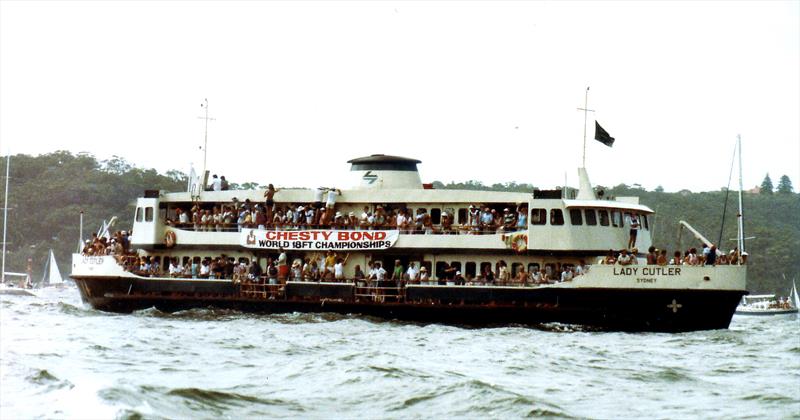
[26,369,74,391]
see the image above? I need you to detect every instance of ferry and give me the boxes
[71,155,747,332]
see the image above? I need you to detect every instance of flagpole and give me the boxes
[577,87,593,168]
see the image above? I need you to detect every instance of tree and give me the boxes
[760,173,774,194]
[777,175,794,194]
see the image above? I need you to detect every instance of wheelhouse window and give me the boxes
[145,207,154,222]
[643,214,649,230]
[550,209,564,225]
[585,209,597,226]
[599,210,609,226]
[569,209,582,225]
[135,207,143,222]
[611,210,620,227]
[531,208,546,225]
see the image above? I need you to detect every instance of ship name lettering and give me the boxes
[641,267,682,276]
[613,267,638,275]
[636,278,656,283]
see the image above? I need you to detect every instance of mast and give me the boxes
[736,134,745,257]
[1,154,9,284]
[577,87,594,168]
[199,99,214,192]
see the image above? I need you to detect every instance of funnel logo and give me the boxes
[363,171,378,184]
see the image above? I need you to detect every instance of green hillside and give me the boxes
[1,152,797,295]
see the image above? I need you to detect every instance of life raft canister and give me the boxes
[164,230,177,248]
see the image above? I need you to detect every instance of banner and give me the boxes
[240,229,399,250]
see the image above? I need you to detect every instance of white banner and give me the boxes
[240,229,399,250]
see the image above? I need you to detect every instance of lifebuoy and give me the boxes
[164,230,177,248]
[511,234,528,253]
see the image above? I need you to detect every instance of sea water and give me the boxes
[1,287,798,419]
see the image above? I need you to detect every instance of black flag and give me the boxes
[594,121,615,147]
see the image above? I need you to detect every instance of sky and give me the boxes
[1,1,798,193]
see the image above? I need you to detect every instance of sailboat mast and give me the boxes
[736,135,745,256]
[1,154,9,284]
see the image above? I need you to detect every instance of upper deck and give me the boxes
[130,155,654,253]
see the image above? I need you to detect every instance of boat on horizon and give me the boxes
[735,280,799,316]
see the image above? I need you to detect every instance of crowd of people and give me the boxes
[599,244,748,266]
[167,191,529,235]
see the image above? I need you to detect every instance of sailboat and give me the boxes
[40,249,65,287]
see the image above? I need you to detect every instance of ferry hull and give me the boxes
[73,276,743,332]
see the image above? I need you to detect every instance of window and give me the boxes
[569,209,583,225]
[465,262,477,278]
[612,211,623,228]
[182,256,191,265]
[527,263,540,274]
[643,215,649,230]
[531,208,546,225]
[599,210,609,226]
[511,262,523,277]
[435,261,448,279]
[457,208,467,225]
[585,209,597,226]
[550,209,564,225]
[135,207,143,222]
[431,208,442,225]
[450,261,461,274]
[145,207,154,222]
[480,262,493,278]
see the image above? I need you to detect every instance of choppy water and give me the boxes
[1,287,798,419]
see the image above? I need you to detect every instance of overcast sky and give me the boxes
[1,1,798,192]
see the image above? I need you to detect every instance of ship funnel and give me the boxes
[576,167,596,200]
[347,155,423,189]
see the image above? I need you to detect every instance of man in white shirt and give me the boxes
[211,174,222,191]
[406,262,419,282]
[374,262,387,281]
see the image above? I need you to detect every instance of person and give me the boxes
[531,269,543,285]
[628,214,640,249]
[353,264,366,286]
[497,261,510,285]
[374,262,387,282]
[263,184,279,222]
[334,254,350,282]
[602,250,616,265]
[740,251,748,265]
[220,176,229,191]
[515,267,528,286]
[326,188,341,212]
[454,271,466,286]
[688,248,699,265]
[646,246,658,265]
[210,174,222,191]
[705,245,717,266]
[406,262,419,283]
[248,259,262,282]
[561,266,574,282]
[169,258,182,277]
[390,260,404,282]
[516,205,527,231]
[277,247,289,282]
[617,249,633,266]
[502,208,516,232]
[656,249,668,266]
[419,266,431,284]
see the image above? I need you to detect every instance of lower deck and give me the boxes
[72,275,745,332]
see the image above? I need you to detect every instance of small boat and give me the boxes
[735,281,799,315]
[0,272,36,296]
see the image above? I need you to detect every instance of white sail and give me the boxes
[48,250,63,285]
[792,280,800,310]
